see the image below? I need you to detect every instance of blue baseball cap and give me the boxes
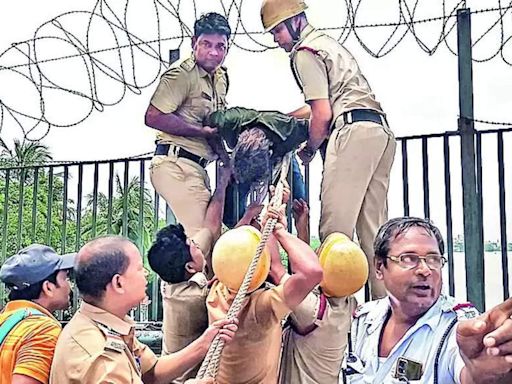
[0,244,76,290]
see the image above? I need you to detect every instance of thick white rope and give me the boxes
[196,154,292,380]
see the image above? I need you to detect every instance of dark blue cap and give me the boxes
[0,244,76,290]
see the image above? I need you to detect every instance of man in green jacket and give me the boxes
[204,106,308,227]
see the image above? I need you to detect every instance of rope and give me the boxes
[196,154,292,380]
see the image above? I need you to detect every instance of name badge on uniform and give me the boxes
[393,357,423,381]
[97,322,126,353]
[105,334,125,353]
[201,92,212,101]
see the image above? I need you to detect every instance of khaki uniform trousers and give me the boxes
[320,120,396,299]
[150,151,211,237]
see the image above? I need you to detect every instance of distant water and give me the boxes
[353,251,512,311]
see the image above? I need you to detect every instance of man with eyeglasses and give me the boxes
[340,216,512,383]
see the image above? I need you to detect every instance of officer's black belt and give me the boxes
[340,109,387,126]
[155,144,209,168]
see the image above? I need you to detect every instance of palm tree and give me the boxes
[81,174,156,253]
[0,139,53,181]
[0,138,52,166]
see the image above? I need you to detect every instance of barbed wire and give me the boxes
[0,0,511,143]
[473,118,512,127]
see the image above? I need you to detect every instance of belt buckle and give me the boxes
[170,145,180,156]
[344,111,353,125]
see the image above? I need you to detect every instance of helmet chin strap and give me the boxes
[284,18,301,45]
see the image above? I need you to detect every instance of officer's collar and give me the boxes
[189,271,208,288]
[195,60,222,79]
[291,24,316,54]
[410,295,448,330]
[80,301,134,336]
[364,295,447,334]
[197,63,210,78]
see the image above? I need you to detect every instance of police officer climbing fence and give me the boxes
[261,0,397,300]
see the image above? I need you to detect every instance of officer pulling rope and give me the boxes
[196,153,292,380]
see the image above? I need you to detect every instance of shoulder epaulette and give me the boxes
[452,302,479,320]
[217,66,230,91]
[96,322,126,353]
[352,300,378,319]
[296,46,320,56]
[180,57,196,72]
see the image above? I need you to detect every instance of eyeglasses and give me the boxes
[386,253,447,270]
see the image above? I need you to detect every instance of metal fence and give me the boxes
[1,127,511,318]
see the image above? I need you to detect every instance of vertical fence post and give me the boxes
[457,8,485,311]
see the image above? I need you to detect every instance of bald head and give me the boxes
[76,236,137,300]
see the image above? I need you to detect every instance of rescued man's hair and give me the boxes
[194,12,231,39]
[232,127,272,185]
[147,224,192,284]
[373,217,445,267]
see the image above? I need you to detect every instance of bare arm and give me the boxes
[292,198,310,244]
[143,337,207,384]
[267,232,287,285]
[263,200,321,310]
[143,319,237,384]
[145,104,216,138]
[297,99,332,165]
[203,164,232,240]
[206,136,230,165]
[307,99,332,151]
[12,375,42,384]
[234,203,264,229]
[275,227,322,310]
[289,104,311,119]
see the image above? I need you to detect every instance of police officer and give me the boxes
[261,0,396,299]
[49,236,237,384]
[145,12,230,237]
[341,217,478,383]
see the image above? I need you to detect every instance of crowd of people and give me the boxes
[2,1,512,383]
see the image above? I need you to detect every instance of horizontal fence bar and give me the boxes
[0,128,510,320]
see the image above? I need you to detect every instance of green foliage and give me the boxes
[311,236,321,251]
[0,139,162,307]
[80,174,158,275]
[0,167,77,259]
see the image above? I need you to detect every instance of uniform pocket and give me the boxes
[189,93,213,118]
[150,153,180,170]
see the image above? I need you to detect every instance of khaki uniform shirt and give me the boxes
[49,302,157,384]
[206,281,291,384]
[161,273,208,383]
[150,56,229,161]
[280,288,356,384]
[161,228,214,383]
[290,25,384,128]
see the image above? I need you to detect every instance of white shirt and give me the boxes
[340,295,478,383]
